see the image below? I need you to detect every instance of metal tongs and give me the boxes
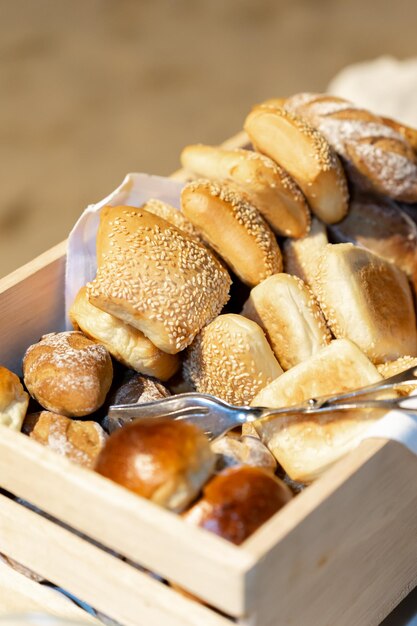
[108,366,417,441]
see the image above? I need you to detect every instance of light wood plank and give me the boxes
[0,495,232,626]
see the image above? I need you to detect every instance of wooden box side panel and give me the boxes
[243,439,417,626]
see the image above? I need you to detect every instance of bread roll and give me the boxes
[70,286,179,381]
[376,356,417,379]
[23,331,113,417]
[182,467,292,544]
[141,198,201,240]
[181,180,282,287]
[252,338,381,408]
[316,243,417,362]
[180,145,310,238]
[244,104,349,223]
[381,116,417,153]
[95,418,215,512]
[184,314,283,405]
[211,434,277,473]
[242,273,331,370]
[88,206,231,354]
[0,366,29,431]
[283,93,417,203]
[283,217,328,294]
[23,411,107,468]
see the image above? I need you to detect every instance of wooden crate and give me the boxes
[0,136,417,625]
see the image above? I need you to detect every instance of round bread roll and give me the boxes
[23,411,107,468]
[211,434,277,473]
[244,104,349,224]
[88,206,231,354]
[181,180,282,287]
[95,418,215,512]
[0,365,29,431]
[182,466,292,544]
[180,145,310,238]
[23,331,113,417]
[141,198,201,240]
[184,314,283,406]
[70,286,179,381]
[242,273,331,370]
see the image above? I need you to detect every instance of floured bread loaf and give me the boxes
[0,366,29,431]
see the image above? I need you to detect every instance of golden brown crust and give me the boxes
[184,314,283,406]
[283,217,328,294]
[141,198,201,240]
[182,466,292,544]
[70,287,179,380]
[181,180,282,287]
[376,355,417,379]
[0,365,29,431]
[88,205,231,354]
[244,105,349,223]
[23,331,113,417]
[23,411,107,468]
[180,145,310,238]
[95,418,216,512]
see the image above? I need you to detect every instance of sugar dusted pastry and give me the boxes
[184,314,283,406]
[88,205,231,354]
[180,145,310,237]
[23,331,113,417]
[316,243,417,363]
[181,180,282,287]
[0,365,29,431]
[252,339,381,408]
[283,217,328,293]
[242,273,331,370]
[244,104,349,223]
[70,286,179,381]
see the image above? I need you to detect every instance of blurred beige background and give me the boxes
[1,0,417,276]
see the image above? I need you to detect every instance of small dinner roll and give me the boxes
[244,104,349,223]
[181,145,310,238]
[23,411,107,468]
[70,287,179,381]
[283,217,328,294]
[211,434,277,473]
[252,339,381,408]
[95,418,216,513]
[141,198,201,240]
[23,331,113,417]
[242,274,331,370]
[184,314,283,406]
[181,180,282,287]
[0,366,29,431]
[182,467,292,545]
[88,206,231,354]
[316,243,417,363]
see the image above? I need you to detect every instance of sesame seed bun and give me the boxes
[316,244,417,363]
[244,105,349,224]
[376,355,417,379]
[0,365,29,431]
[141,198,201,240]
[69,286,179,381]
[181,180,282,287]
[88,205,231,355]
[184,314,283,406]
[242,273,331,370]
[180,145,310,238]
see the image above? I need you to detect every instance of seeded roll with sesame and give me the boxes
[242,273,331,370]
[181,180,282,287]
[377,356,417,379]
[141,198,201,240]
[244,105,349,224]
[88,205,231,354]
[70,287,179,380]
[180,145,310,238]
[184,314,283,406]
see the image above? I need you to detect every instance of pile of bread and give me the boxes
[2,93,417,547]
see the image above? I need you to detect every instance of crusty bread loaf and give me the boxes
[242,273,331,370]
[180,145,310,238]
[381,116,417,154]
[184,314,283,406]
[88,205,231,354]
[283,217,328,294]
[283,93,417,203]
[0,366,29,431]
[70,286,179,381]
[244,104,349,223]
[23,331,113,417]
[316,243,417,363]
[181,180,282,287]
[95,418,215,513]
[252,338,381,408]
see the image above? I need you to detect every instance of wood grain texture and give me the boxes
[0,495,232,626]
